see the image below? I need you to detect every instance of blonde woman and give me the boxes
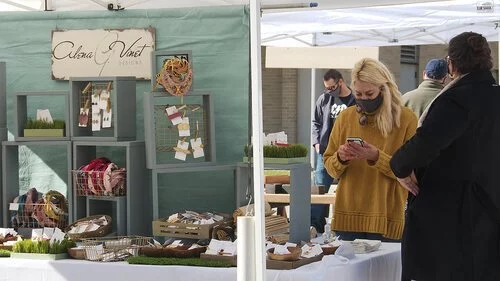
[323,58,417,241]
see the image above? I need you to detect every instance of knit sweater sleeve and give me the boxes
[371,110,418,180]
[323,111,348,178]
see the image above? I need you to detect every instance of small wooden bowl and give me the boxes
[321,245,339,255]
[267,246,301,261]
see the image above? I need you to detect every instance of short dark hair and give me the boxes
[324,69,343,81]
[448,32,493,73]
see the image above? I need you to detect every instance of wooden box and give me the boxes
[266,254,323,270]
[152,219,223,239]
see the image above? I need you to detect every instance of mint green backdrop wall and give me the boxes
[0,6,249,219]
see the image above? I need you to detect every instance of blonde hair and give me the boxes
[351,58,402,137]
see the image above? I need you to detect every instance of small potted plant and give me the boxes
[23,118,66,137]
[243,144,308,164]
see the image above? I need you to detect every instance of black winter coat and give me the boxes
[390,70,500,281]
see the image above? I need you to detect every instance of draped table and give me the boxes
[0,242,401,281]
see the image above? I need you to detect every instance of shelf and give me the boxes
[13,91,70,141]
[69,77,136,141]
[72,141,150,235]
[236,162,311,243]
[151,165,236,221]
[1,141,72,227]
[143,92,216,169]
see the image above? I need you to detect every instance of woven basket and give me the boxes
[267,246,301,261]
[67,247,86,259]
[65,215,112,241]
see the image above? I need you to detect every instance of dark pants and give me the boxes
[335,230,401,242]
[310,153,334,233]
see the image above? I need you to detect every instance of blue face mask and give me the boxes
[355,94,383,113]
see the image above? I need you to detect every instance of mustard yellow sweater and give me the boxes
[324,106,417,239]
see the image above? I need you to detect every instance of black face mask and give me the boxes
[355,94,383,113]
[323,84,340,95]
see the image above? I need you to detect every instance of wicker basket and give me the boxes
[68,247,86,259]
[267,246,301,261]
[65,215,112,241]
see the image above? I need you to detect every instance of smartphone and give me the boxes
[347,137,364,146]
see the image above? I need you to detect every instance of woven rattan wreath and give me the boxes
[155,57,193,96]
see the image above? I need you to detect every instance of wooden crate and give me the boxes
[152,219,223,239]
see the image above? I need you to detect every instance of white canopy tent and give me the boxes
[261,0,500,47]
[0,1,495,281]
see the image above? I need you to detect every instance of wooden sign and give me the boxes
[51,28,155,80]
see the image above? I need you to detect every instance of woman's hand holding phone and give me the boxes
[339,138,379,162]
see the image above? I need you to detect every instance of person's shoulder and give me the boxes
[401,88,419,101]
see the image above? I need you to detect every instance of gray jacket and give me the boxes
[312,90,355,154]
[402,80,444,117]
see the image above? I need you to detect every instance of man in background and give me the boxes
[402,58,448,117]
[311,69,355,234]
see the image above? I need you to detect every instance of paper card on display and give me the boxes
[165,106,182,125]
[9,203,19,211]
[301,244,323,258]
[174,140,189,161]
[36,109,53,123]
[50,228,66,245]
[99,90,110,110]
[91,109,101,131]
[42,227,54,240]
[178,117,190,137]
[102,109,112,128]
[190,138,204,158]
[78,108,89,127]
[31,229,43,241]
[91,92,100,108]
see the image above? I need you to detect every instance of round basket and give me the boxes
[267,246,301,261]
[65,215,112,241]
[67,247,86,259]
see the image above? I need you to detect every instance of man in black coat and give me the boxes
[390,32,500,281]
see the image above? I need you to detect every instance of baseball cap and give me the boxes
[424,59,448,80]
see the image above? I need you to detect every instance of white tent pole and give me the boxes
[498,26,499,81]
[310,33,317,176]
[249,1,266,281]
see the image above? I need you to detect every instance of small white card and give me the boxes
[165,106,183,125]
[42,227,54,240]
[205,239,237,256]
[190,138,204,158]
[36,109,53,123]
[91,109,101,131]
[31,228,43,241]
[301,244,323,258]
[78,108,89,127]
[174,140,189,161]
[50,228,66,245]
[178,117,190,137]
[9,203,19,211]
[99,90,110,110]
[91,92,100,108]
[102,109,112,128]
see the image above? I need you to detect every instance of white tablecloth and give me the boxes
[0,243,401,281]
